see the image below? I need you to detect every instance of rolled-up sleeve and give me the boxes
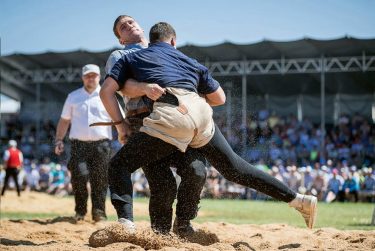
[107,57,130,89]
[61,94,73,120]
[197,63,220,94]
[105,50,123,75]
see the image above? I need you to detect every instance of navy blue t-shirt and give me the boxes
[108,42,219,94]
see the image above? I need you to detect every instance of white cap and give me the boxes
[9,140,17,147]
[350,165,357,172]
[82,64,100,76]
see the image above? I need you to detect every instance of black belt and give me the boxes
[156,92,179,106]
[147,92,187,114]
[143,91,179,111]
[125,94,179,118]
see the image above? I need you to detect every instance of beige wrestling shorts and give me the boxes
[140,87,215,152]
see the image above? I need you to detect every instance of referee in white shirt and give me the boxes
[54,64,112,222]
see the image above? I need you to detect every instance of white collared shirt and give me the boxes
[61,85,112,141]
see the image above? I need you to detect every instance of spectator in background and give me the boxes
[39,158,51,191]
[46,164,66,196]
[270,166,284,183]
[204,167,222,198]
[132,170,150,198]
[350,166,361,194]
[269,142,282,163]
[324,169,343,203]
[311,171,327,200]
[361,168,375,202]
[1,140,23,197]
[54,64,112,222]
[25,160,40,191]
[19,140,34,159]
[302,166,314,193]
[0,165,5,188]
[286,165,302,192]
[341,173,359,202]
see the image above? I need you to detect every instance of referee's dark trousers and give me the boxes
[68,139,111,219]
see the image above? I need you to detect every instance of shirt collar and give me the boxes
[149,42,174,49]
[93,85,101,94]
[82,85,101,96]
[123,43,147,50]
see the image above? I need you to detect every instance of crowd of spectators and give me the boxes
[216,110,374,169]
[205,110,375,202]
[0,157,72,197]
[202,162,374,203]
[1,111,374,202]
[2,116,57,161]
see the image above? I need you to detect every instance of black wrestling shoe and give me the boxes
[93,214,107,222]
[74,213,85,221]
[172,218,196,237]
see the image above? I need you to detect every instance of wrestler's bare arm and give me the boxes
[100,77,128,144]
[120,79,165,101]
[205,86,226,106]
[121,79,226,106]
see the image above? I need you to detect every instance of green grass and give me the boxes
[1,212,61,219]
[2,197,374,230]
[196,199,375,230]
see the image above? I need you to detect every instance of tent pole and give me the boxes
[297,94,303,122]
[320,56,326,164]
[334,93,340,125]
[242,73,247,155]
[35,82,41,158]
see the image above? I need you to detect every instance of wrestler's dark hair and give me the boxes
[113,15,133,39]
[149,22,176,43]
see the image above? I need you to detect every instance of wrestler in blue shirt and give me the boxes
[108,42,219,96]
[104,17,211,236]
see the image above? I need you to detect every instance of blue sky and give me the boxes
[1,0,375,55]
